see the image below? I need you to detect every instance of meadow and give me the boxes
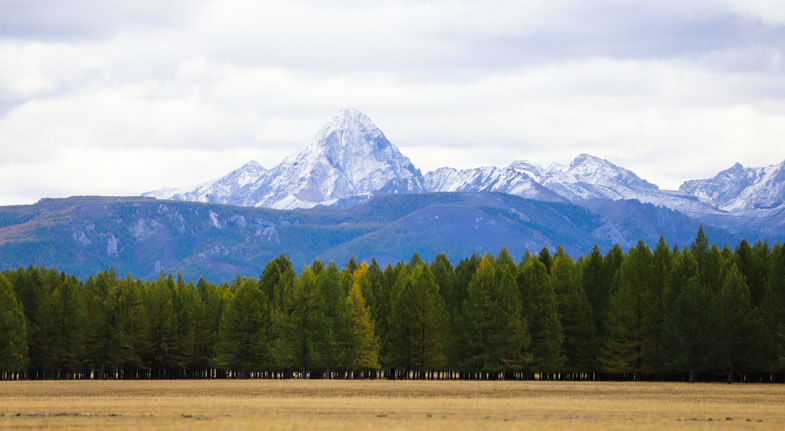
[1,380,784,430]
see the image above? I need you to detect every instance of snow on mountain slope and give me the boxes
[680,160,785,214]
[244,108,424,209]
[424,166,565,202]
[147,109,424,209]
[143,160,267,205]
[506,154,721,216]
[144,110,782,218]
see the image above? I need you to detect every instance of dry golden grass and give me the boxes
[1,379,784,430]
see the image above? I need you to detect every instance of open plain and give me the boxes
[1,380,784,430]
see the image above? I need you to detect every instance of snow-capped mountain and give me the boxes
[146,109,424,209]
[426,154,718,216]
[144,109,783,219]
[519,154,658,201]
[149,160,267,205]
[680,160,785,214]
[510,154,720,216]
[423,166,565,202]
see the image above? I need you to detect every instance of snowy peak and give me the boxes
[562,154,658,191]
[147,109,424,209]
[255,108,424,208]
[679,160,785,213]
[424,166,565,203]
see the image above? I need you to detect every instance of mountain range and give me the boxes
[1,108,783,281]
[144,108,785,220]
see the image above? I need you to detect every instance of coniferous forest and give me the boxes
[1,227,784,383]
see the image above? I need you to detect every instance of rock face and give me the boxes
[145,108,424,209]
[679,161,785,214]
[145,109,785,219]
[423,166,565,202]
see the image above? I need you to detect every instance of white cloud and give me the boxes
[1,0,784,203]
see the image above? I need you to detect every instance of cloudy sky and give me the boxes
[2,0,785,204]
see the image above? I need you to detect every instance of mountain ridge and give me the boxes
[144,109,785,220]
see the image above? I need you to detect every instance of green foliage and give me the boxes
[517,257,564,373]
[551,247,596,372]
[0,225,781,381]
[388,263,448,370]
[218,279,271,375]
[0,274,27,372]
[272,267,327,373]
[459,255,529,373]
[348,264,380,370]
[604,241,661,376]
[317,263,354,374]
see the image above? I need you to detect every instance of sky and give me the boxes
[2,0,785,205]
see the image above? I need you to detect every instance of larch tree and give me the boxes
[0,274,27,374]
[517,256,564,375]
[348,263,381,371]
[218,279,272,376]
[551,246,596,374]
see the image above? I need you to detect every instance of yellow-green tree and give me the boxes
[348,263,380,370]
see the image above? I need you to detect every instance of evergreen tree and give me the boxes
[388,264,448,371]
[47,274,88,375]
[551,246,596,373]
[664,275,711,382]
[762,244,785,373]
[735,239,767,307]
[218,279,271,375]
[141,274,180,377]
[348,263,380,371]
[460,255,528,374]
[581,245,608,347]
[317,263,354,375]
[710,263,764,382]
[0,274,27,373]
[605,241,660,377]
[517,257,564,374]
[272,267,327,374]
[539,247,553,274]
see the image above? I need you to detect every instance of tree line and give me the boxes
[1,227,784,382]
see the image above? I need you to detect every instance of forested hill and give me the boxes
[0,231,783,382]
[0,193,741,281]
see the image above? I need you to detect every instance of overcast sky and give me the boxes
[2,0,785,204]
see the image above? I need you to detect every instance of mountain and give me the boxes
[145,109,424,209]
[146,160,268,203]
[0,193,745,282]
[428,154,719,216]
[423,166,565,202]
[679,160,785,214]
[143,109,785,222]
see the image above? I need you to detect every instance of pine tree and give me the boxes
[348,263,380,371]
[664,275,711,382]
[272,267,327,374]
[581,245,608,347]
[460,255,528,374]
[317,263,354,376]
[517,256,564,374]
[551,246,596,373]
[604,241,659,377]
[539,247,553,274]
[141,274,180,378]
[47,274,88,376]
[735,239,767,307]
[710,263,764,382]
[0,274,27,373]
[762,244,785,373]
[218,279,271,376]
[389,264,448,371]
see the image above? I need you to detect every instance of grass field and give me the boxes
[1,380,784,430]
